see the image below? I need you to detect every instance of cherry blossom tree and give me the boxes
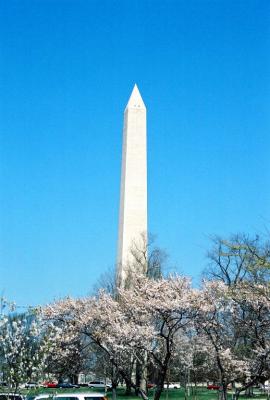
[195,281,249,400]
[43,293,141,400]
[44,274,197,400]
[44,323,91,383]
[169,333,216,395]
[0,309,56,392]
[117,275,197,400]
[43,269,270,400]
[196,280,270,400]
[230,282,270,397]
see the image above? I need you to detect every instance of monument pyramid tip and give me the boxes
[125,84,146,110]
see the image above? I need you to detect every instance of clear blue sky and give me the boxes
[0,0,269,306]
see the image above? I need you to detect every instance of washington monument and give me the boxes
[117,85,147,287]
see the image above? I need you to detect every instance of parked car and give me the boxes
[207,384,221,390]
[165,383,181,389]
[42,382,57,388]
[27,394,108,400]
[26,396,50,400]
[88,382,112,389]
[55,394,107,400]
[57,383,80,389]
[26,396,52,400]
[25,382,39,389]
[147,383,156,389]
[0,394,24,400]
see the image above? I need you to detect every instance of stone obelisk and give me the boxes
[117,84,147,287]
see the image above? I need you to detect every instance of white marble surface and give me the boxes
[117,85,147,286]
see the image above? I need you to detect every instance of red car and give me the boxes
[147,383,156,389]
[207,384,220,390]
[42,381,58,388]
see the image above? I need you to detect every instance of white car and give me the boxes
[0,394,24,400]
[88,382,111,390]
[25,383,39,389]
[165,383,181,389]
[27,394,108,400]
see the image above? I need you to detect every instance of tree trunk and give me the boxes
[219,386,227,400]
[154,384,164,400]
[194,381,198,400]
[13,383,19,395]
[70,374,78,384]
[245,387,253,397]
[112,387,117,400]
[139,353,147,393]
[234,381,256,400]
[136,363,141,395]
[136,357,147,393]
[120,371,147,399]
[99,347,147,399]
[234,389,241,400]
[154,371,166,400]
[125,383,132,396]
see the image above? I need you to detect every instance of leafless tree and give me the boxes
[92,267,117,296]
[125,233,168,286]
[203,234,270,286]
